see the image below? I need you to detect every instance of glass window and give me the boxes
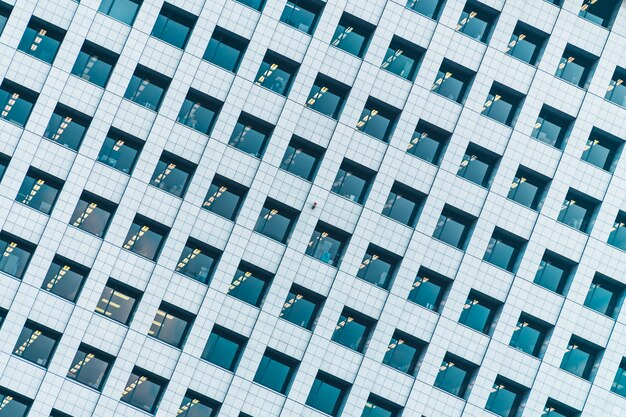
[531,105,574,149]
[13,321,59,367]
[148,303,194,348]
[0,153,9,181]
[69,192,117,238]
[280,136,324,181]
[0,309,5,329]
[95,279,142,325]
[41,256,89,302]
[99,0,142,25]
[405,0,446,20]
[330,13,374,58]
[151,3,196,49]
[331,308,374,352]
[381,36,424,81]
[122,216,170,261]
[254,199,299,243]
[204,27,248,72]
[253,51,299,96]
[71,41,118,87]
[542,399,580,417]
[507,166,550,210]
[612,358,626,397]
[505,21,549,65]
[361,395,401,417]
[17,17,65,64]
[50,409,72,417]
[432,205,476,249]
[509,313,550,357]
[227,263,273,307]
[202,325,247,371]
[555,44,598,89]
[455,0,499,42]
[253,349,298,394]
[559,336,602,380]
[331,159,375,204]
[356,97,400,142]
[0,2,12,36]
[228,113,274,158]
[306,372,350,417]
[66,344,114,391]
[356,245,400,289]
[43,105,91,151]
[202,175,248,221]
[177,391,220,417]
[149,152,196,198]
[305,222,350,267]
[175,238,221,284]
[557,189,599,233]
[485,377,527,417]
[280,0,324,34]
[279,285,323,330]
[120,368,168,414]
[0,387,31,417]
[456,143,499,188]
[408,267,450,312]
[431,60,475,104]
[480,83,525,127]
[605,66,626,107]
[0,232,36,279]
[483,228,526,272]
[583,273,624,318]
[609,211,626,251]
[533,251,576,295]
[580,128,622,172]
[177,90,222,135]
[382,330,423,375]
[305,74,350,119]
[97,129,144,174]
[578,0,620,28]
[16,168,63,215]
[235,0,265,11]
[434,353,476,398]
[0,80,38,127]
[406,120,450,165]
[123,66,170,111]
[382,182,424,227]
[458,290,500,334]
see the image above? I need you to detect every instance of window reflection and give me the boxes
[330,13,374,58]
[95,279,142,325]
[227,263,273,307]
[13,322,59,367]
[254,199,299,243]
[254,51,299,96]
[382,330,422,374]
[305,74,350,119]
[433,205,475,249]
[381,36,424,81]
[306,223,350,267]
[608,211,626,251]
[405,0,445,20]
[122,216,170,261]
[331,159,375,204]
[204,27,249,72]
[17,17,66,63]
[124,65,170,111]
[531,105,573,149]
[0,387,31,417]
[253,349,298,394]
[557,189,598,233]
[120,368,168,414]
[434,353,476,398]
[177,89,222,134]
[408,267,449,311]
[99,0,143,25]
[16,168,64,214]
[175,239,220,284]
[279,286,323,330]
[177,391,220,417]
[69,192,117,238]
[202,325,247,371]
[0,3,12,36]
[97,129,143,174]
[458,290,500,334]
[228,113,274,158]
[431,60,474,103]
[280,136,324,181]
[149,152,196,197]
[41,256,89,302]
[148,304,193,348]
[0,80,38,127]
[0,233,35,279]
[455,0,499,42]
[555,45,598,89]
[66,345,114,391]
[356,97,399,142]
[71,41,118,87]
[203,175,248,220]
[331,308,374,352]
[151,3,197,49]
[280,0,324,34]
[43,105,91,151]
[306,372,350,417]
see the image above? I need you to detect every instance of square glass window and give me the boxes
[455,0,499,42]
[485,377,527,417]
[177,391,220,417]
[431,60,475,103]
[175,238,221,284]
[227,263,273,307]
[280,0,324,34]
[559,336,602,380]
[71,41,118,87]
[98,0,142,25]
[542,399,580,417]
[253,349,298,394]
[382,182,425,227]
[43,105,91,151]
[13,321,59,367]
[149,152,196,197]
[120,368,167,414]
[280,136,324,181]
[97,129,144,174]
[507,166,550,210]
[356,245,400,289]
[509,314,550,357]
[580,128,622,172]
[434,354,476,398]
[0,153,9,181]
[531,105,574,149]
[480,83,525,127]
[583,273,624,318]
[606,66,626,107]
[405,0,446,20]
[408,267,450,312]
[16,168,63,215]
[66,344,114,391]
[95,279,142,325]
[122,216,170,261]
[235,0,265,11]
[505,22,549,65]
[306,372,350,417]
[0,80,38,127]
[123,65,170,111]
[148,303,194,348]
[69,192,117,238]
[361,395,401,417]
[457,143,500,188]
[228,113,274,158]
[578,0,620,28]
[254,51,299,96]
[305,74,350,119]
[151,3,196,49]
[433,205,476,249]
[533,251,576,295]
[0,232,36,279]
[0,387,31,417]
[555,45,598,89]
[331,308,374,352]
[41,256,89,302]
[279,285,323,330]
[382,330,423,375]
[254,199,299,243]
[17,17,65,63]
[609,211,626,251]
[458,290,500,334]
[611,358,626,397]
[557,189,599,233]
[204,27,248,72]
[305,222,350,267]
[0,2,12,35]
[202,325,247,371]
[356,97,400,142]
[406,120,450,165]
[202,175,248,221]
[330,13,374,58]
[331,159,375,204]
[483,228,526,272]
[381,36,424,81]
[177,90,222,135]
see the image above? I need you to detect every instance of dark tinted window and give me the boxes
[557,189,599,233]
[483,228,526,273]
[555,44,598,89]
[356,245,400,289]
[279,285,323,330]
[41,256,89,302]
[97,129,144,174]
[0,2,12,35]
[580,128,622,172]
[578,0,620,28]
[305,222,351,267]
[533,251,576,295]
[431,60,475,104]
[204,27,248,72]
[16,168,63,214]
[95,279,142,325]
[455,0,499,42]
[485,377,527,417]
[506,21,549,65]
[253,349,298,394]
[306,372,350,417]
[408,267,450,312]
[122,216,170,261]
[202,325,247,371]
[608,210,626,251]
[66,344,114,390]
[177,90,222,135]
[331,159,375,204]
[235,0,265,11]
[330,13,374,58]
[71,41,118,87]
[69,192,117,238]
[458,290,501,334]
[151,3,196,49]
[98,0,142,25]
[507,166,550,210]
[227,263,273,307]
[280,0,324,34]
[612,358,626,398]
[149,152,196,197]
[124,65,170,111]
[433,205,476,249]
[531,105,574,149]
[0,232,36,279]
[202,175,248,221]
[381,36,424,81]
[120,368,168,414]
[559,336,602,380]
[17,17,65,63]
[254,199,299,243]
[382,330,423,375]
[228,113,274,158]
[43,105,91,151]
[361,395,401,417]
[457,143,500,188]
[175,238,221,284]
[253,51,300,96]
[382,182,424,227]
[0,80,38,127]
[606,66,626,107]
[0,387,31,417]
[406,120,450,165]
[434,353,476,398]
[405,0,446,20]
[0,153,9,181]
[177,391,220,417]
[509,313,550,358]
[13,321,59,367]
[148,303,194,348]
[331,308,375,352]
[305,74,350,119]
[280,136,324,181]
[583,273,624,318]
[480,83,525,127]
[356,97,400,142]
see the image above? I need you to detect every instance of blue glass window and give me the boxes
[481,83,525,127]
[605,66,626,107]
[306,222,350,267]
[433,205,475,249]
[330,13,374,58]
[227,263,273,307]
[280,136,324,181]
[43,105,91,151]
[559,336,602,380]
[0,2,12,36]
[431,60,475,104]
[583,273,623,318]
[66,345,114,391]
[457,143,500,188]
[149,152,196,198]
[122,216,170,261]
[95,279,142,325]
[356,245,400,289]
[279,285,323,330]
[0,387,31,417]
[148,303,194,348]
[455,0,499,42]
[124,66,170,111]
[254,199,299,243]
[580,128,622,172]
[306,372,350,416]
[506,22,548,65]
[434,354,476,398]
[381,36,424,81]
[204,27,248,72]
[69,192,117,238]
[254,51,299,96]
[507,167,550,210]
[120,368,167,414]
[175,239,221,284]
[406,120,450,164]
[408,267,450,312]
[177,391,220,417]
[382,330,423,375]
[509,314,550,357]
[612,358,626,398]
[555,45,598,89]
[533,251,576,295]
[578,0,620,28]
[71,42,118,87]
[382,182,424,227]
[202,325,247,371]
[253,350,298,394]
[361,395,401,417]
[331,308,374,352]
[151,3,196,49]
[228,113,274,158]
[557,189,599,233]
[17,17,65,63]
[331,159,375,204]
[609,211,626,251]
[458,290,500,334]
[16,168,63,215]
[41,256,89,302]
[177,90,222,135]
[202,175,248,221]
[97,129,143,174]
[99,0,142,25]
[13,321,59,367]
[485,377,527,417]
[0,80,38,127]
[483,229,525,272]
[356,97,400,142]
[280,0,324,34]
[531,105,574,149]
[305,74,350,119]
[405,0,446,19]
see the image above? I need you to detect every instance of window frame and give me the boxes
[66,344,115,391]
[122,215,170,261]
[94,278,143,325]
